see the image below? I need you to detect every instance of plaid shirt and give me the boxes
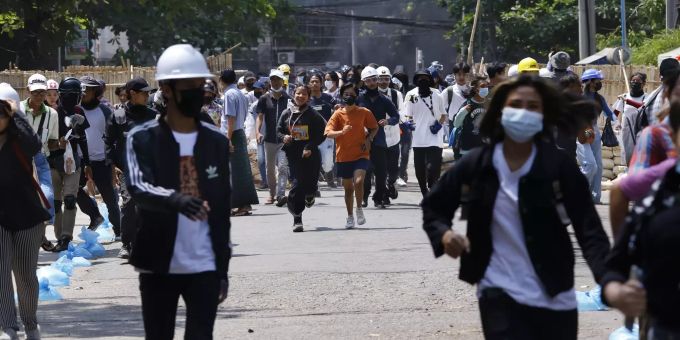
[628,117,677,175]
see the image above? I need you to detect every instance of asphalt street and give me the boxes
[32,174,623,339]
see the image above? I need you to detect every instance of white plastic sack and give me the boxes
[244,112,256,140]
[318,138,335,173]
[63,143,75,174]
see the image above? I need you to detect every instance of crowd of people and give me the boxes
[0,43,679,339]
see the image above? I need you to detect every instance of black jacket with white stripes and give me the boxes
[125,117,232,279]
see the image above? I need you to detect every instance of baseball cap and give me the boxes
[46,79,59,91]
[126,77,155,92]
[269,69,285,80]
[253,80,265,89]
[79,76,101,87]
[27,74,48,91]
[517,57,540,73]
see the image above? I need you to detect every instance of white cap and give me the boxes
[376,66,391,77]
[238,76,245,85]
[361,66,378,80]
[27,73,48,91]
[507,64,519,77]
[0,83,20,102]
[46,79,59,90]
[155,44,214,81]
[269,69,285,80]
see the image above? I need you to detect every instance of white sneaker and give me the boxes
[1,328,19,340]
[356,208,366,225]
[345,216,355,229]
[396,178,407,187]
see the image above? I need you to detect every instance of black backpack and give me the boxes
[633,88,662,144]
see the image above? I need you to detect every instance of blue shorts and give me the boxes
[336,158,370,179]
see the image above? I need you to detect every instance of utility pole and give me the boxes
[621,0,627,47]
[578,0,596,60]
[667,0,678,30]
[351,10,357,65]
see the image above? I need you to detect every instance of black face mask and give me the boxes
[59,93,81,110]
[365,88,379,97]
[417,79,432,97]
[254,91,263,99]
[594,82,603,92]
[630,82,644,97]
[203,96,214,105]
[343,95,357,106]
[173,87,204,118]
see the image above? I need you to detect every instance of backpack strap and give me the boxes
[445,87,454,114]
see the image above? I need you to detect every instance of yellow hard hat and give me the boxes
[278,64,291,74]
[517,57,540,73]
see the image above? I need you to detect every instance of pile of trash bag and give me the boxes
[576,285,608,311]
[96,203,116,244]
[60,227,106,259]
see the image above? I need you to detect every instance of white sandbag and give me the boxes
[601,180,614,191]
[602,158,615,170]
[601,149,614,159]
[603,169,615,180]
[442,148,455,163]
[613,166,627,175]
[614,156,625,166]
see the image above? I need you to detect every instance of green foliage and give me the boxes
[631,29,680,65]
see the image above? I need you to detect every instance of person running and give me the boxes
[357,66,400,209]
[325,83,378,229]
[76,76,120,236]
[126,44,230,339]
[257,69,292,206]
[377,66,404,203]
[276,85,326,232]
[405,69,447,197]
[220,69,259,216]
[107,77,158,259]
[453,76,490,159]
[0,84,51,340]
[50,77,91,252]
[602,99,680,339]
[421,76,610,340]
[307,72,338,189]
[614,72,647,165]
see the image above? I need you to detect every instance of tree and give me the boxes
[0,0,286,69]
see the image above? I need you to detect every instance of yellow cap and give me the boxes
[517,57,540,73]
[278,64,291,74]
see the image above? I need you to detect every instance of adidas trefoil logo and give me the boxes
[206,165,218,179]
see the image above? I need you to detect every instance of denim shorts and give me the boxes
[336,158,370,178]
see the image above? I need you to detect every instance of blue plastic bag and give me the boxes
[87,243,106,258]
[36,267,70,287]
[50,256,74,276]
[609,325,639,340]
[98,202,112,229]
[96,226,116,244]
[576,285,608,311]
[75,226,106,258]
[73,246,93,259]
[38,278,62,301]
[71,256,91,268]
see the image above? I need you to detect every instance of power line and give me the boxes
[298,8,453,30]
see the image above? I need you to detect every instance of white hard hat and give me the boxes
[46,79,59,91]
[27,73,48,91]
[238,76,245,85]
[0,83,20,102]
[538,67,553,78]
[361,66,378,80]
[507,64,519,77]
[269,69,285,80]
[155,44,214,81]
[376,66,391,77]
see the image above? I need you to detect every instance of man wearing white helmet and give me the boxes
[125,44,230,339]
[376,66,404,203]
[0,83,50,340]
[357,66,400,209]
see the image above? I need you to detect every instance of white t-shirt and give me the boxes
[404,88,446,148]
[479,143,576,311]
[169,130,216,274]
[445,84,469,121]
[21,101,58,156]
[382,88,405,147]
[83,106,107,161]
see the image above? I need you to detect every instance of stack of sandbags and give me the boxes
[601,146,617,181]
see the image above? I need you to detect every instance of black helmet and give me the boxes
[59,77,83,94]
[412,69,433,85]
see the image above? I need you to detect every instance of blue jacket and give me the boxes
[358,91,400,148]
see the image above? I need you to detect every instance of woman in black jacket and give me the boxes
[421,76,611,340]
[277,85,326,232]
[0,85,50,340]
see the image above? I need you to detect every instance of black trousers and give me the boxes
[119,172,138,248]
[399,130,412,180]
[77,160,121,234]
[363,145,388,204]
[287,149,321,216]
[479,288,577,340]
[413,147,442,196]
[386,144,400,186]
[140,271,220,340]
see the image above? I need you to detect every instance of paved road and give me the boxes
[33,178,624,339]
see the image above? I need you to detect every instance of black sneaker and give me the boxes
[292,215,304,232]
[88,215,104,231]
[314,190,321,198]
[383,197,391,206]
[304,196,315,208]
[388,184,398,199]
[52,236,72,253]
[275,196,288,207]
[374,201,386,209]
[362,199,368,208]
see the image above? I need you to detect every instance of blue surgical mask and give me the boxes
[478,87,489,98]
[501,106,544,143]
